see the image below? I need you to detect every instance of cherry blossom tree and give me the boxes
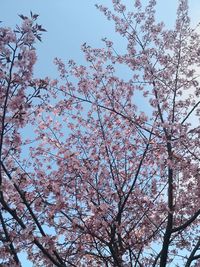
[0,0,200,266]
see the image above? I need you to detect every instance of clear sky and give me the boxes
[1,0,200,79]
[0,0,200,266]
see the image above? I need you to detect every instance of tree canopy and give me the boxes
[0,0,200,266]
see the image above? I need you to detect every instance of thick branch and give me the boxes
[172,209,200,233]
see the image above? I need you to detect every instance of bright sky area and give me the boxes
[1,0,200,79]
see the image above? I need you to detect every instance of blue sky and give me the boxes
[0,0,200,266]
[1,0,199,79]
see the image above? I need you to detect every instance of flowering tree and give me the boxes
[0,0,200,266]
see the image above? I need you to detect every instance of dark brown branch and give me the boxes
[0,211,20,265]
[181,101,200,125]
[172,209,200,233]
[0,160,66,266]
[185,237,200,267]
